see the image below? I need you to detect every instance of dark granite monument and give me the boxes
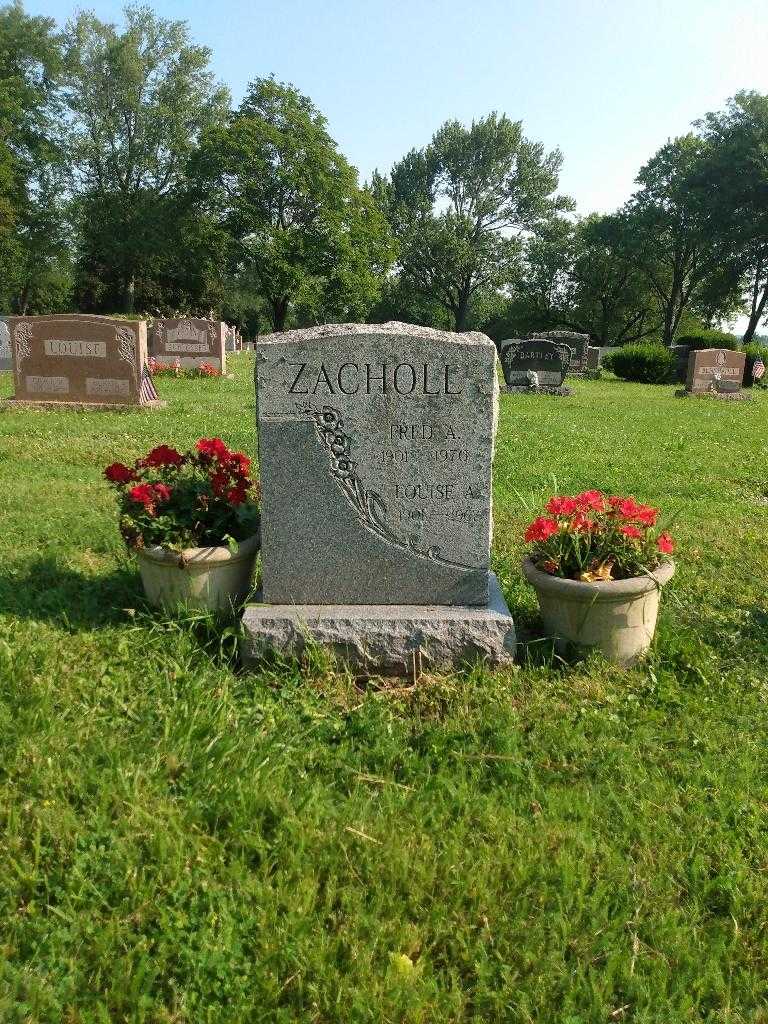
[532,330,590,374]
[499,338,572,395]
[242,322,516,675]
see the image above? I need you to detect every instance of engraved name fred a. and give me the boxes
[286,361,464,396]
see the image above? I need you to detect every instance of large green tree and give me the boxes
[0,1,69,314]
[697,91,768,344]
[64,4,229,313]
[192,77,394,332]
[381,113,570,332]
[626,135,741,347]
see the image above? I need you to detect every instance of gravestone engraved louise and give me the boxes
[679,348,748,401]
[499,338,572,395]
[152,318,226,372]
[5,314,161,409]
[242,322,516,675]
[0,320,10,372]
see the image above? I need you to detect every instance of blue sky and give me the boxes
[27,0,768,217]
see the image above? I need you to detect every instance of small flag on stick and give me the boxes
[140,363,159,403]
[753,357,765,382]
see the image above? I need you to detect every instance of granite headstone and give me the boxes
[532,330,590,373]
[684,348,747,398]
[151,317,226,372]
[6,314,157,407]
[243,322,515,674]
[499,338,572,394]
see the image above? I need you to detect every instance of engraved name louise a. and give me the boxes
[287,362,463,396]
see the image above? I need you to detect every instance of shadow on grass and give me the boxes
[0,556,143,630]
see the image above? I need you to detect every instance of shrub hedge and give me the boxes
[602,344,676,384]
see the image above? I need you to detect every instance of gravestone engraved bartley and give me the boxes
[242,322,515,675]
[499,338,572,394]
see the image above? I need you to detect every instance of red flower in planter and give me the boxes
[106,438,260,552]
[228,452,251,475]
[525,516,559,543]
[227,485,248,505]
[196,437,231,461]
[576,490,606,511]
[657,532,674,554]
[620,524,643,539]
[128,483,157,510]
[524,490,675,581]
[104,462,136,485]
[635,504,659,526]
[143,444,184,468]
[546,496,579,516]
[153,483,172,503]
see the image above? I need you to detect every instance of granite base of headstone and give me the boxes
[674,348,750,401]
[499,338,573,396]
[241,322,516,676]
[3,314,165,411]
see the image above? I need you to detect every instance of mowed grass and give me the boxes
[1,356,768,1023]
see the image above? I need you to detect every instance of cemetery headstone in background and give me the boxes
[242,321,516,675]
[0,320,10,372]
[151,318,226,372]
[679,348,749,401]
[499,338,572,395]
[532,330,590,374]
[5,314,161,409]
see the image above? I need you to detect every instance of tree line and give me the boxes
[2,1,767,345]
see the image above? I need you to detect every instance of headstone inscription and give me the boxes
[532,330,590,373]
[151,318,226,372]
[242,322,516,675]
[5,314,160,408]
[0,320,11,372]
[681,348,748,400]
[499,338,572,395]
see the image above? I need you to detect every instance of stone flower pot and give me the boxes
[522,556,675,665]
[136,532,260,613]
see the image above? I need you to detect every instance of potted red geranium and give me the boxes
[522,490,675,664]
[104,438,260,612]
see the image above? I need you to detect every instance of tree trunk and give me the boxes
[742,274,768,346]
[272,296,289,332]
[123,275,135,315]
[453,292,470,332]
[19,280,31,316]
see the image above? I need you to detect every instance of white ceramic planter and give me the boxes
[136,532,260,613]
[523,556,675,665]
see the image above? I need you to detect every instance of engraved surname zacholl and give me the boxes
[256,322,499,606]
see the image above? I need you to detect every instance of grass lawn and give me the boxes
[1,355,768,1023]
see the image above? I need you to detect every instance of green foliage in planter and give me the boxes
[602,343,676,384]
